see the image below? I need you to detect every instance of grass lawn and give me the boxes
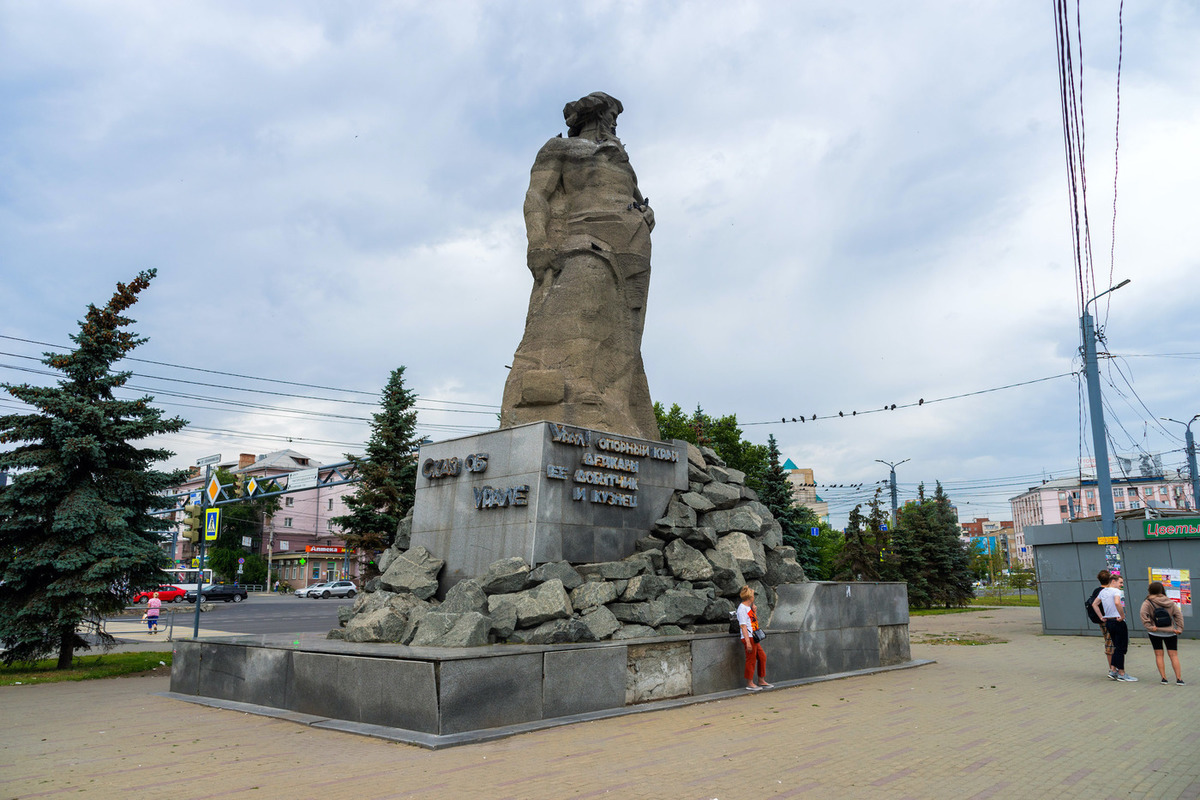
[970,593,1040,607]
[909,607,985,616]
[0,651,172,686]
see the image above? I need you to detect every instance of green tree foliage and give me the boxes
[760,435,819,576]
[203,468,279,583]
[808,519,844,581]
[1008,564,1037,598]
[331,366,420,579]
[890,482,974,608]
[0,271,187,667]
[653,403,769,489]
[834,489,892,581]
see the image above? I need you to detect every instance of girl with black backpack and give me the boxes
[1139,581,1185,685]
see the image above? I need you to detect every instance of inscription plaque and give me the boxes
[410,421,688,594]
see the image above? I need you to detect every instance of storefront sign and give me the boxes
[1144,518,1200,539]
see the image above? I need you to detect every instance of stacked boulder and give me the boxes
[331,443,807,646]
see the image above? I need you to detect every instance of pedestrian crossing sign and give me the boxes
[204,508,220,541]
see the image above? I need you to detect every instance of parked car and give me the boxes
[310,580,357,599]
[185,584,248,603]
[295,582,332,599]
[133,585,187,604]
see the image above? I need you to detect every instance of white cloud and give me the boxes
[3,0,1197,526]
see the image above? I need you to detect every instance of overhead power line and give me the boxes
[0,334,499,410]
[744,372,1075,426]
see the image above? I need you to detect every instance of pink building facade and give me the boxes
[1010,474,1196,561]
[168,449,357,588]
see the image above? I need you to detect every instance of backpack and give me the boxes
[1152,603,1173,629]
[1085,587,1104,624]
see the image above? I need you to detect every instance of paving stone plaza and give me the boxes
[3,605,1198,799]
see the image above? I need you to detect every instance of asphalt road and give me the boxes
[126,593,352,636]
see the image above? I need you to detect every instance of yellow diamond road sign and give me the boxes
[206,475,221,505]
[246,477,258,496]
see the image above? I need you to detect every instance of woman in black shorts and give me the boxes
[1139,581,1184,685]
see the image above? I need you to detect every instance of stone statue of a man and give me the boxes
[499,92,660,440]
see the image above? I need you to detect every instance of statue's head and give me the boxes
[563,92,623,138]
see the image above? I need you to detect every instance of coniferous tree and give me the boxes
[931,482,975,606]
[331,366,420,579]
[891,482,973,608]
[0,271,187,667]
[652,402,769,489]
[835,504,878,581]
[761,435,817,575]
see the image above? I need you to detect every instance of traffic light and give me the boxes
[233,473,246,498]
[181,504,203,543]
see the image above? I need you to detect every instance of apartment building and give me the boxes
[169,449,357,586]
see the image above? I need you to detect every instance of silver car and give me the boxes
[294,582,331,599]
[311,580,357,599]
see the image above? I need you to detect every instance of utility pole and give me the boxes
[190,463,212,638]
[1081,279,1130,540]
[876,458,910,526]
[1161,415,1200,511]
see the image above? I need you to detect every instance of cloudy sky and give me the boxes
[3,1,1198,527]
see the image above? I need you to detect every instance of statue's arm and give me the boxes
[629,168,654,232]
[525,158,561,281]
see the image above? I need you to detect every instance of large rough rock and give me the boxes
[440,578,488,615]
[497,579,573,627]
[341,593,431,644]
[716,532,767,579]
[378,546,443,599]
[659,589,709,625]
[610,600,667,628]
[528,561,584,590]
[613,623,657,640]
[488,597,518,639]
[765,547,808,585]
[700,481,741,510]
[679,525,718,551]
[498,92,659,440]
[479,557,531,594]
[702,507,764,536]
[580,605,621,640]
[663,539,714,582]
[513,616,597,645]
[678,491,715,514]
[576,560,644,581]
[571,580,618,611]
[704,548,747,597]
[394,509,414,551]
[411,611,490,647]
[621,573,672,602]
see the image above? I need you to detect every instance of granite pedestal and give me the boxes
[168,582,919,748]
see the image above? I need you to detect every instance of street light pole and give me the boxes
[1081,279,1130,540]
[875,458,910,526]
[1161,415,1200,511]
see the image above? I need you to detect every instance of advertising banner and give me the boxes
[1144,519,1200,539]
[1148,567,1193,618]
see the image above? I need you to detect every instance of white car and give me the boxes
[310,580,357,599]
[294,582,331,599]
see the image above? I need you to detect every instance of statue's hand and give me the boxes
[528,248,555,281]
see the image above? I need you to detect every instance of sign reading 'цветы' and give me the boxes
[1144,519,1200,539]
